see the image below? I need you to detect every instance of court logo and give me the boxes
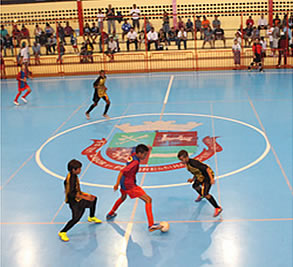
[82,121,223,172]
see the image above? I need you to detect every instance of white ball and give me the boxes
[160,221,169,232]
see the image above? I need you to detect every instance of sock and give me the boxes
[103,103,110,115]
[14,92,21,102]
[22,90,31,98]
[145,202,154,227]
[207,195,220,209]
[109,197,124,215]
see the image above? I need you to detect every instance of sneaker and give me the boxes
[58,232,69,242]
[85,112,90,120]
[195,195,203,202]
[106,212,117,220]
[148,223,163,232]
[14,101,19,106]
[21,97,27,103]
[213,207,223,217]
[88,216,102,223]
[103,114,110,119]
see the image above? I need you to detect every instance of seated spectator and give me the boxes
[112,30,120,52]
[243,24,253,47]
[83,22,91,40]
[39,31,48,47]
[232,39,241,69]
[12,24,21,47]
[34,24,43,44]
[246,16,254,27]
[32,41,41,65]
[186,19,194,38]
[195,16,203,40]
[168,26,178,45]
[177,27,187,50]
[70,32,79,54]
[273,15,281,27]
[251,26,260,43]
[90,22,99,43]
[21,24,30,46]
[57,23,65,44]
[85,39,94,62]
[57,42,65,63]
[213,25,226,48]
[127,27,138,51]
[258,14,268,30]
[106,35,117,61]
[46,34,56,55]
[162,11,170,34]
[64,22,74,38]
[99,30,108,52]
[44,23,55,39]
[202,16,210,32]
[122,19,132,41]
[177,17,185,30]
[158,28,168,50]
[147,27,158,50]
[212,15,221,29]
[0,25,8,40]
[202,27,214,48]
[3,34,14,56]
[143,18,152,33]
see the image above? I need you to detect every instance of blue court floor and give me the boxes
[1,70,292,267]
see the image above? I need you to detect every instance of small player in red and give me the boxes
[14,63,32,106]
[106,144,163,232]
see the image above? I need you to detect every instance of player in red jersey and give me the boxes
[106,144,163,232]
[14,63,32,105]
[248,38,263,72]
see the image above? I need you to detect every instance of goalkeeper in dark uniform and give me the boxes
[177,150,223,217]
[85,70,111,120]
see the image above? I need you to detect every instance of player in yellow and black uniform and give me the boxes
[177,150,223,217]
[85,70,111,120]
[58,159,102,242]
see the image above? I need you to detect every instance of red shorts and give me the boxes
[120,186,146,199]
[18,84,30,92]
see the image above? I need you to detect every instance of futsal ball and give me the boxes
[160,221,169,232]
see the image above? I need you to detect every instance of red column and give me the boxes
[268,0,273,26]
[77,0,84,36]
[172,0,178,29]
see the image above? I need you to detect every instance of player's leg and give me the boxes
[192,181,203,202]
[21,85,31,102]
[202,182,222,217]
[106,193,127,220]
[102,95,110,119]
[85,96,100,119]
[82,196,102,223]
[14,90,22,105]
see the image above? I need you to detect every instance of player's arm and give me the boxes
[114,171,123,191]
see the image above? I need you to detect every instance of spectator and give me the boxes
[147,27,158,50]
[234,32,242,45]
[106,4,116,34]
[273,15,281,26]
[32,41,41,65]
[57,23,65,44]
[57,42,65,63]
[186,19,194,38]
[106,35,117,61]
[34,24,43,44]
[288,14,293,28]
[232,39,241,69]
[12,24,21,47]
[258,14,268,30]
[97,9,105,32]
[3,34,14,57]
[168,26,178,45]
[246,16,254,27]
[130,4,140,31]
[162,11,170,34]
[83,22,91,40]
[277,32,288,67]
[195,16,203,40]
[177,27,187,50]
[243,24,253,47]
[213,25,226,48]
[202,27,214,48]
[20,41,30,70]
[267,25,275,56]
[212,15,221,29]
[143,18,152,33]
[158,28,168,50]
[21,24,31,46]
[202,16,210,32]
[0,25,8,40]
[127,27,138,51]
[64,22,74,39]
[251,26,260,43]
[85,39,94,62]
[39,31,48,47]
[70,32,79,54]
[281,14,288,27]
[177,17,185,30]
[99,30,108,52]
[80,42,87,62]
[260,36,267,66]
[112,30,120,52]
[90,22,99,44]
[122,19,132,40]
[45,23,55,39]
[0,51,6,79]
[272,24,280,54]
[138,30,145,49]
[46,34,56,55]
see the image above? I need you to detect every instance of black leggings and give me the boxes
[86,95,110,115]
[192,180,220,208]
[60,197,97,232]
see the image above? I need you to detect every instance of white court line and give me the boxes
[160,75,174,120]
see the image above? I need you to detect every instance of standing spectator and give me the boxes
[177,27,187,50]
[32,41,41,65]
[106,4,116,34]
[277,32,288,68]
[20,41,30,72]
[71,32,79,54]
[281,14,288,27]
[186,19,194,38]
[202,27,214,48]
[288,14,293,29]
[273,15,281,27]
[272,24,280,55]
[90,22,99,43]
[232,39,241,69]
[127,27,138,51]
[99,30,108,52]
[258,14,268,30]
[212,15,221,29]
[248,38,263,72]
[122,19,132,41]
[168,26,178,45]
[234,32,242,45]
[39,31,48,47]
[64,22,74,40]
[3,34,14,56]
[147,27,158,50]
[57,42,65,63]
[158,29,168,50]
[12,24,21,47]
[85,39,94,62]
[213,25,226,48]
[34,24,43,43]
[202,16,210,32]
[46,34,56,55]
[97,9,105,32]
[177,17,185,30]
[83,22,91,41]
[260,36,267,66]
[246,16,254,27]
[0,25,8,40]
[57,23,65,44]
[162,11,170,34]
[130,4,140,31]
[106,35,117,61]
[143,18,152,33]
[267,25,275,56]
[45,23,55,38]
[195,16,203,40]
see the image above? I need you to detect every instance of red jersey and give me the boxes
[252,43,262,55]
[17,70,28,89]
[120,153,140,190]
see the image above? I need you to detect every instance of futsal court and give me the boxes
[1,69,292,267]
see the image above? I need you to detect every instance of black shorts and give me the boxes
[253,53,261,63]
[193,179,211,197]
[93,93,108,103]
